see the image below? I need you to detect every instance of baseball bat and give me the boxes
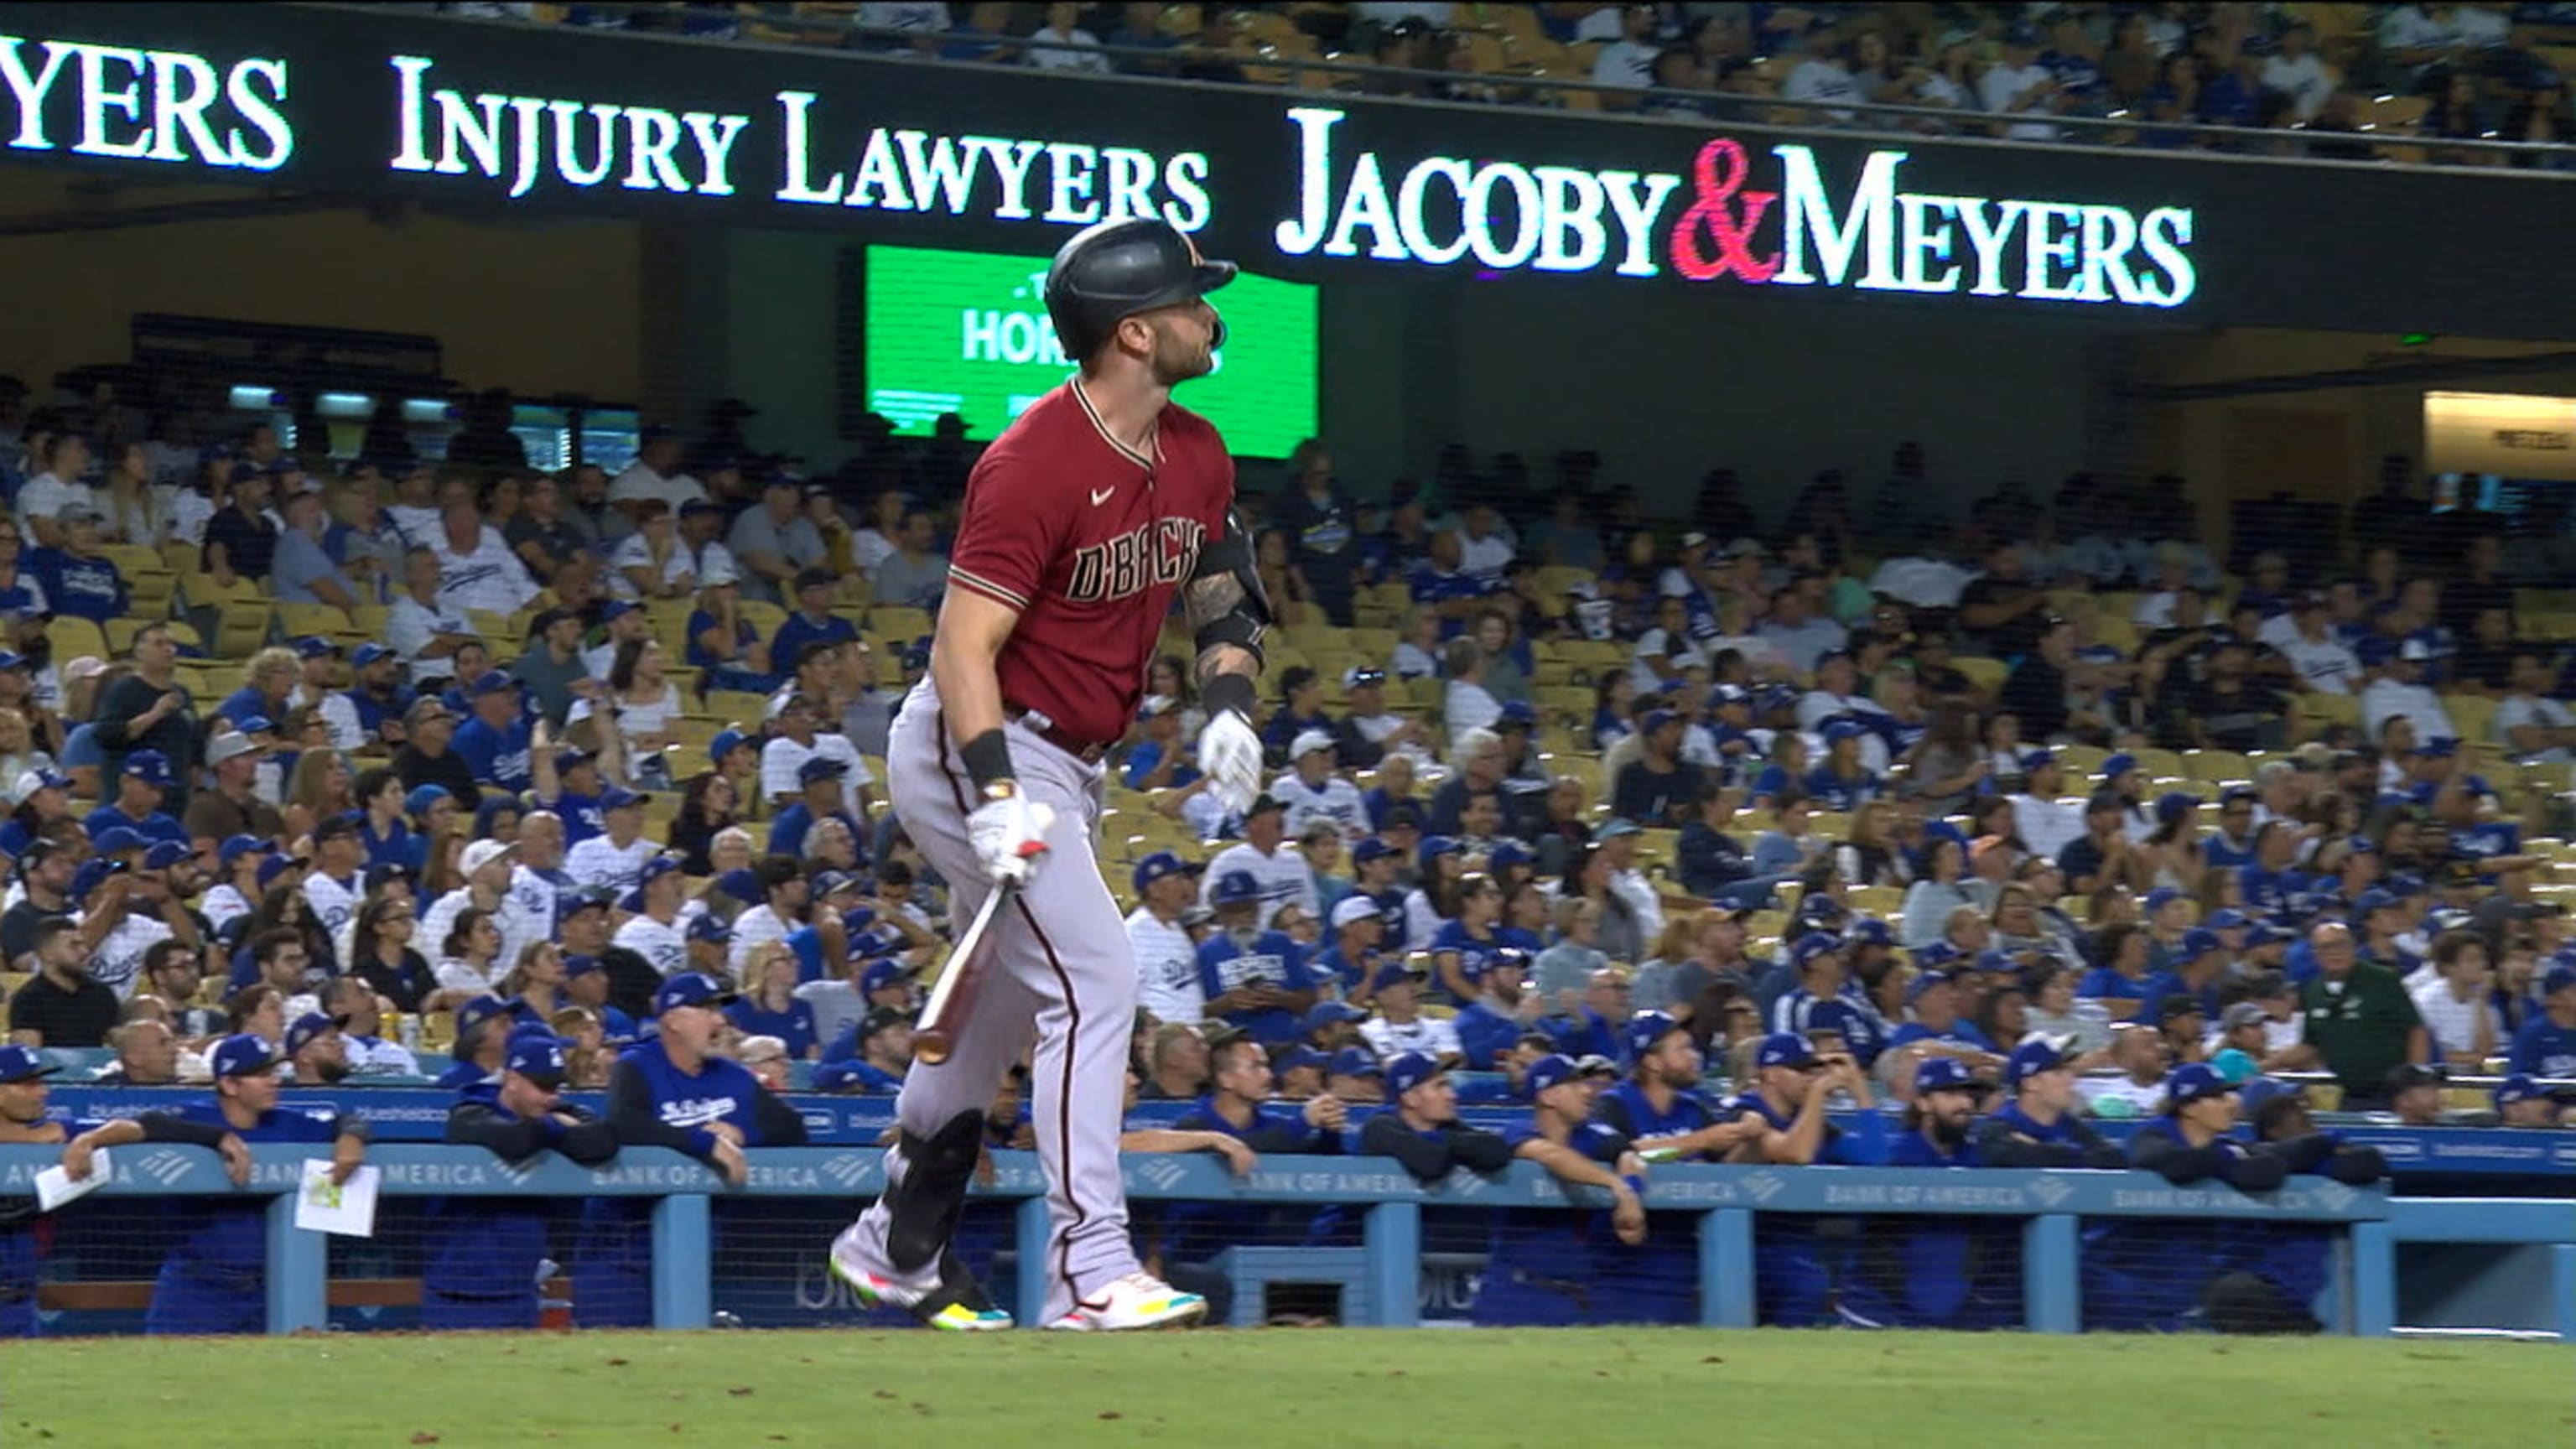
[911,878,1019,1067]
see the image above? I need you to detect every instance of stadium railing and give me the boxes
[7,1144,2571,1339]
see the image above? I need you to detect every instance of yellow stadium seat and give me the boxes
[124,569,177,620]
[158,542,198,575]
[1950,656,2007,696]
[2182,749,2251,782]
[275,603,351,641]
[97,544,163,577]
[2443,694,2497,749]
[50,616,107,663]
[215,602,272,659]
[869,605,933,641]
[704,690,771,727]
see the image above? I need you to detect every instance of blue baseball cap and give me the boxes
[1974,948,2022,974]
[237,714,279,739]
[1709,683,1751,709]
[404,783,453,816]
[455,995,512,1040]
[1906,969,1959,1005]
[797,756,849,784]
[1625,1010,1683,1061]
[1639,708,1678,736]
[293,635,338,659]
[559,885,615,918]
[2240,1076,2307,1119]
[506,1035,569,1087]
[636,854,683,888]
[1274,1046,1326,1076]
[2006,1034,2076,1088]
[2164,1062,2232,1108]
[2144,886,2184,914]
[2355,888,2401,917]
[468,670,515,697]
[686,912,732,945]
[122,749,173,786]
[1209,870,1263,906]
[654,972,738,1014]
[1371,960,1425,993]
[2154,791,2199,823]
[1524,1052,1617,1099]
[1352,837,1395,865]
[93,826,144,857]
[2494,1074,2546,1109]
[552,749,597,777]
[1327,1046,1384,1079]
[2180,927,2221,959]
[217,834,274,867]
[563,953,603,979]
[600,786,646,813]
[2418,735,2459,759]
[2100,752,2137,780]
[1821,716,1868,744]
[255,854,300,891]
[283,1012,338,1057]
[2541,963,2576,997]
[1915,1057,1978,1093]
[810,869,863,899]
[1755,1031,1822,1070]
[1132,850,1197,894]
[210,1034,281,1079]
[2019,748,2057,771]
[14,767,70,795]
[1910,942,1963,971]
[1418,835,1464,870]
[1306,1000,1366,1031]
[1497,699,1538,729]
[1789,932,1843,969]
[709,728,751,766]
[143,840,190,871]
[2206,908,2251,932]
[1487,839,1532,871]
[70,857,123,901]
[600,600,638,621]
[1384,1051,1443,1098]
[351,641,394,667]
[860,958,917,995]
[0,1043,60,1083]
[1844,917,1894,949]
[1757,683,1800,714]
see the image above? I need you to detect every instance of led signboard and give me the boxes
[861,242,1317,456]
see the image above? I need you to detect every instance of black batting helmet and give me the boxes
[1042,218,1236,364]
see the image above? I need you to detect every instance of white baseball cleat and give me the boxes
[829,1227,1014,1332]
[1044,1272,1208,1332]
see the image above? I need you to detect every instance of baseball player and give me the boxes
[830,217,1270,1332]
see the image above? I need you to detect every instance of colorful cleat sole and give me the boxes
[832,1252,1013,1332]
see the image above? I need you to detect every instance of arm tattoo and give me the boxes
[1182,572,1244,633]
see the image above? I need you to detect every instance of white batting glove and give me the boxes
[1197,708,1265,815]
[969,792,1056,886]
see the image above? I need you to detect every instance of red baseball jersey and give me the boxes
[946,379,1235,748]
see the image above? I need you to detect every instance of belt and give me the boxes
[1006,704,1111,765]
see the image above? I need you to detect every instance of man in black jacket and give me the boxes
[431,1035,621,1330]
[1359,1052,1514,1184]
[1972,1036,2127,1168]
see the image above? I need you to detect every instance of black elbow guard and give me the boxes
[2326,1145,2389,1186]
[1191,512,1271,669]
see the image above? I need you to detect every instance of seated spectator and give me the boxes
[7,917,117,1047]
[2493,651,2575,764]
[867,510,948,611]
[1357,961,1461,1062]
[1193,870,1321,1046]
[1441,636,1501,741]
[1748,790,1825,879]
[27,506,127,623]
[1611,709,1704,827]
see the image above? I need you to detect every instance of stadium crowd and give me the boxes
[446,2,2576,167]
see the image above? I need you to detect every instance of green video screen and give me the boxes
[863,242,1317,458]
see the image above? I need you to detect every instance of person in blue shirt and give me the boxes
[1719,1031,1884,1326]
[768,756,865,860]
[432,1034,619,1329]
[1358,1050,1514,1183]
[451,672,537,794]
[349,766,416,871]
[725,948,820,1059]
[67,1036,368,1334]
[1472,1053,1648,1327]
[688,584,785,696]
[2085,1063,2309,1332]
[1425,871,1516,1005]
[2077,922,2185,1025]
[1802,717,1884,813]
[2510,963,2576,1078]
[1163,1032,1344,1275]
[1886,970,2002,1070]
[1839,1057,2023,1330]
[1195,871,1322,1045]
[2236,820,2307,918]
[81,749,188,848]
[25,506,127,622]
[1974,1034,2127,1166]
[769,568,860,673]
[2216,1076,2392,1334]
[584,974,809,1327]
[1582,1013,1756,1323]
[814,1006,915,1093]
[1768,932,1888,1067]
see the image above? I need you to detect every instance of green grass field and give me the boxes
[4,1330,2568,1448]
